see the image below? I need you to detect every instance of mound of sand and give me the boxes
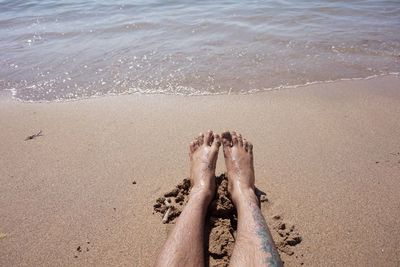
[153,174,302,266]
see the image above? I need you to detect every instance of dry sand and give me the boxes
[0,75,400,266]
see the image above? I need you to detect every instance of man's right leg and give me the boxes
[155,131,220,267]
[222,131,282,267]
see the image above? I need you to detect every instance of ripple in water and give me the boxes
[0,0,399,101]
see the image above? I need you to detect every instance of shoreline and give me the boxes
[1,75,400,266]
[2,73,399,104]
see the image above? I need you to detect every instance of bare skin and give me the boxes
[154,130,221,267]
[155,130,281,267]
[222,131,283,267]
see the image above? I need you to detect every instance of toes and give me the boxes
[248,142,253,154]
[242,137,252,153]
[238,133,243,147]
[189,141,196,153]
[221,131,232,157]
[244,139,249,151]
[231,131,238,146]
[204,130,213,146]
[195,137,201,148]
[197,132,205,145]
[211,133,221,152]
[221,131,232,147]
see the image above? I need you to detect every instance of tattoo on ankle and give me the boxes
[251,202,282,267]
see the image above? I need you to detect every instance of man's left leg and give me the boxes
[155,130,221,267]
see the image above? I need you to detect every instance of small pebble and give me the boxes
[260,195,268,202]
[77,246,82,252]
[286,235,302,246]
[132,181,137,184]
[272,215,281,220]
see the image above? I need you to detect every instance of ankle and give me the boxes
[230,187,258,208]
[189,186,214,203]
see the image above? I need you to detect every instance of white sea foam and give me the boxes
[6,73,399,103]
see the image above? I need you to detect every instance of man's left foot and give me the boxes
[189,130,221,199]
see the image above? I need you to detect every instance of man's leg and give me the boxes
[155,130,221,267]
[222,131,283,267]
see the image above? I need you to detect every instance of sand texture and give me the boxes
[1,75,400,266]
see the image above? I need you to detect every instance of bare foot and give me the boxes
[189,130,221,200]
[221,131,256,205]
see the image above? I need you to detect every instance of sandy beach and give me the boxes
[0,75,400,266]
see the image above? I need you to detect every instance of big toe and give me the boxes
[204,130,213,146]
[221,131,232,147]
[211,133,221,153]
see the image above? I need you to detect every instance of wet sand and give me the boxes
[0,75,400,266]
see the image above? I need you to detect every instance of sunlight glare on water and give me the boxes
[0,0,399,101]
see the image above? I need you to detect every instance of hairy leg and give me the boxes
[154,130,221,267]
[222,131,282,267]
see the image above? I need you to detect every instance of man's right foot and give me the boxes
[221,131,257,205]
[189,130,221,201]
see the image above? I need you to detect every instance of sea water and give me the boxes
[0,0,399,101]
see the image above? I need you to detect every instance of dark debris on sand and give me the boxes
[24,130,43,141]
[272,215,303,256]
[153,178,190,224]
